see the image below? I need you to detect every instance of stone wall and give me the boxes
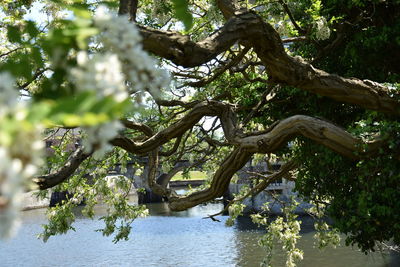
[228,160,312,215]
[21,191,50,210]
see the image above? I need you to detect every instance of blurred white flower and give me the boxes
[74,7,171,159]
[70,52,127,102]
[94,7,170,96]
[0,72,44,239]
[0,149,25,239]
[82,120,123,160]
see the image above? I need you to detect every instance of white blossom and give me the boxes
[315,17,331,40]
[73,7,171,159]
[0,148,23,239]
[0,72,44,239]
[70,194,84,205]
[106,176,117,189]
[70,52,127,102]
[9,122,44,168]
[291,249,303,261]
[0,125,43,239]
[0,144,42,239]
[82,120,123,160]
[94,6,170,97]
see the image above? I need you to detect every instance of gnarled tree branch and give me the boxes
[112,100,383,159]
[34,100,384,210]
[110,101,386,211]
[33,148,92,190]
[169,147,253,211]
[166,113,382,211]
[138,11,399,114]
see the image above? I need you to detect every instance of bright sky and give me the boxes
[24,2,45,21]
[23,1,73,25]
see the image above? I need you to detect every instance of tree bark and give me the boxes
[138,12,399,114]
[118,0,138,21]
[33,148,92,190]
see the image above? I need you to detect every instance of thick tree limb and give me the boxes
[34,101,383,209]
[282,36,307,43]
[166,113,380,211]
[157,152,211,188]
[155,99,200,108]
[169,147,253,211]
[111,102,385,211]
[112,101,381,159]
[121,119,154,136]
[238,115,362,159]
[156,161,191,188]
[138,11,399,113]
[33,148,92,190]
[216,0,240,19]
[118,0,138,21]
[147,148,169,196]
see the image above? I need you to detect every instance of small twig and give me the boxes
[0,47,23,59]
[18,67,50,90]
[278,0,306,34]
[187,47,251,87]
[282,36,307,43]
[242,84,277,125]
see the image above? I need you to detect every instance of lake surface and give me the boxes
[1,201,399,267]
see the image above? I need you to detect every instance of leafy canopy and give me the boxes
[0,1,400,266]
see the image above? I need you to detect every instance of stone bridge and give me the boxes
[111,157,203,203]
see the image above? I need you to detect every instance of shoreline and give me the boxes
[21,191,50,211]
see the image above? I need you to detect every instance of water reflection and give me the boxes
[0,202,399,267]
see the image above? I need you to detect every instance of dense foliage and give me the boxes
[1,0,399,266]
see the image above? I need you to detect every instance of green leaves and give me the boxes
[294,115,400,252]
[38,202,76,242]
[6,19,41,44]
[171,0,193,30]
[7,25,22,43]
[34,93,132,128]
[251,197,304,267]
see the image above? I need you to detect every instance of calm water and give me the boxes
[0,202,399,267]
